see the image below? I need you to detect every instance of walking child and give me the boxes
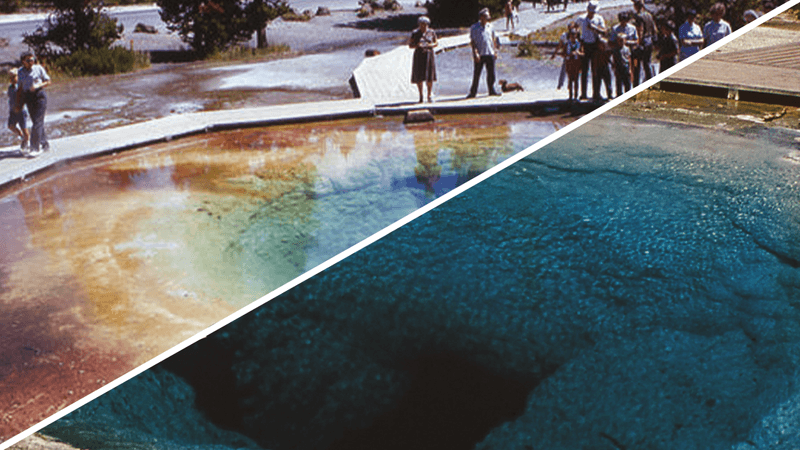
[7,68,29,154]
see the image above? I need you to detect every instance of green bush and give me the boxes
[23,6,123,58]
[516,40,542,59]
[207,43,291,62]
[51,46,149,76]
[383,0,402,11]
[0,0,22,13]
[281,9,313,21]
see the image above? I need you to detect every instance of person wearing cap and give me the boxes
[467,8,501,98]
[15,51,50,156]
[409,15,438,103]
[678,9,703,60]
[631,0,656,86]
[704,2,732,47]
[578,0,606,100]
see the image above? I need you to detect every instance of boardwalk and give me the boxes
[662,28,800,105]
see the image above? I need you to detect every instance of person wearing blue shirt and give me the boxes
[611,11,638,47]
[7,68,29,154]
[678,9,704,60]
[704,2,732,47]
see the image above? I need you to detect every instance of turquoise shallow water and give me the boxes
[43,116,800,450]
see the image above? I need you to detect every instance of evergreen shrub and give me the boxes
[51,46,149,76]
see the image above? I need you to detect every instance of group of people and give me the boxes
[409,0,746,105]
[2,2,766,151]
[409,8,503,103]
[553,0,739,102]
[7,50,50,158]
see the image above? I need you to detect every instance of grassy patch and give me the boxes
[49,47,150,77]
[282,10,314,21]
[207,44,293,63]
[763,14,800,31]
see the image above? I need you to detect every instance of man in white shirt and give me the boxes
[578,1,606,100]
[467,8,501,98]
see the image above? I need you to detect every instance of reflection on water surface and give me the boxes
[0,113,561,439]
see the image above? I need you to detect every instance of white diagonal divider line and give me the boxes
[3,0,799,447]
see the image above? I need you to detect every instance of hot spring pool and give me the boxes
[39,114,800,450]
[0,112,562,438]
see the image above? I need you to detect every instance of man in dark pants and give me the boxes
[578,1,606,100]
[632,0,656,86]
[467,8,501,98]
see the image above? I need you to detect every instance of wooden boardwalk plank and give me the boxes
[669,59,800,96]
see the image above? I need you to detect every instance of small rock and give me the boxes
[134,23,158,34]
[316,6,331,15]
[357,5,371,17]
[762,107,787,122]
[404,109,434,124]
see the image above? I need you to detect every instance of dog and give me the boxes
[499,79,524,92]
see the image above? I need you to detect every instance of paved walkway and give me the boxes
[0,0,633,190]
[0,99,374,187]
